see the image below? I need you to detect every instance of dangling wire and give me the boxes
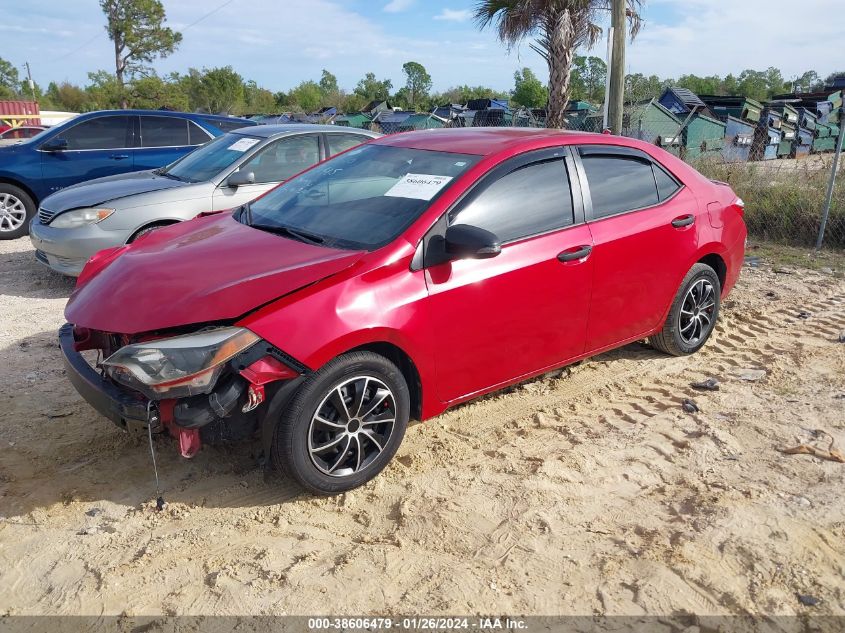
[146,401,164,511]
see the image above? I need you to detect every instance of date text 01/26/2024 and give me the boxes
[308,617,528,630]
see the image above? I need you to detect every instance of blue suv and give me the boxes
[0,110,256,239]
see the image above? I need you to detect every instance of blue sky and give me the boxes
[2,0,841,94]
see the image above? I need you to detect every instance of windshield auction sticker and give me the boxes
[384,174,453,201]
[227,137,261,152]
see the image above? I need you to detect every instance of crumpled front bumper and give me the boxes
[58,323,148,428]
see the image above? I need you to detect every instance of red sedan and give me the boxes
[60,128,746,494]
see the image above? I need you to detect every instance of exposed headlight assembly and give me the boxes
[102,327,259,399]
[50,207,114,229]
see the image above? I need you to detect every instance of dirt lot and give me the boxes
[0,236,843,617]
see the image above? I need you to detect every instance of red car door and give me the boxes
[422,149,594,404]
[574,145,702,353]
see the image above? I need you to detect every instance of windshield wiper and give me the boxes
[250,223,325,245]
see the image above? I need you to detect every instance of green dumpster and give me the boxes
[699,95,763,124]
[683,113,726,160]
[623,100,682,155]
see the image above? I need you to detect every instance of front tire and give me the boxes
[0,184,35,240]
[271,351,409,495]
[650,263,721,356]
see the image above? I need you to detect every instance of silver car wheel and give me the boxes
[678,278,716,345]
[307,375,396,477]
[0,193,26,232]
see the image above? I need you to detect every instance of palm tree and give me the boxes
[474,0,642,128]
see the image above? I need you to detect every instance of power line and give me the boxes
[180,0,238,31]
[54,0,238,62]
[57,31,103,61]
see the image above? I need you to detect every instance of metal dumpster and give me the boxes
[722,115,756,162]
[623,100,682,149]
[683,113,726,160]
[813,123,834,153]
[751,108,782,160]
[778,121,797,157]
[792,108,817,158]
[699,95,763,124]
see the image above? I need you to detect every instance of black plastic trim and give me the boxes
[59,323,148,427]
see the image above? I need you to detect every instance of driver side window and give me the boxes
[450,158,574,243]
[238,134,320,184]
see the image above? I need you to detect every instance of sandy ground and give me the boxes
[0,236,843,617]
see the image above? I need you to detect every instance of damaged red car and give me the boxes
[60,128,746,494]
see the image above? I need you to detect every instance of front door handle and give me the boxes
[671,214,695,228]
[109,153,130,160]
[557,245,592,262]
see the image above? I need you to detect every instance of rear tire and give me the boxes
[650,263,721,356]
[271,351,409,495]
[0,184,35,240]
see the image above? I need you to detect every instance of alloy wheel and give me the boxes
[307,375,396,477]
[678,278,716,345]
[0,193,26,232]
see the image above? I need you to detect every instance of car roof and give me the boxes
[375,127,606,156]
[73,110,251,123]
[229,123,380,139]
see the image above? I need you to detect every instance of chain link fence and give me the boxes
[431,94,845,251]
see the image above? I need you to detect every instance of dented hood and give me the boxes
[65,213,365,334]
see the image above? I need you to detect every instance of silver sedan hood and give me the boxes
[40,170,192,212]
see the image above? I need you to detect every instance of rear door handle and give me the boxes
[109,154,130,160]
[557,245,592,262]
[671,214,695,228]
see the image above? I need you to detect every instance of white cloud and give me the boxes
[626,0,843,80]
[383,0,414,13]
[434,8,473,22]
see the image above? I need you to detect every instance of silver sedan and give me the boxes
[29,124,380,276]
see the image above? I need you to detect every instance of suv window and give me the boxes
[654,164,681,201]
[188,121,211,145]
[59,116,132,150]
[327,133,368,156]
[239,134,320,183]
[450,158,573,242]
[581,153,659,218]
[140,116,189,147]
[202,117,251,133]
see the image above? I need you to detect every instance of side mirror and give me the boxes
[226,171,255,188]
[444,224,501,260]
[41,138,68,152]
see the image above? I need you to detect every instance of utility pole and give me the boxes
[816,105,845,250]
[24,62,36,102]
[607,0,626,135]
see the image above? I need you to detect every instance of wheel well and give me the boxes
[350,342,422,420]
[128,220,179,243]
[0,178,38,207]
[698,253,726,288]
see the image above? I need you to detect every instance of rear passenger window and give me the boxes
[581,154,658,218]
[140,116,189,147]
[451,158,573,242]
[327,133,368,156]
[653,164,680,201]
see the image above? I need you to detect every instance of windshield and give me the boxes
[246,144,479,250]
[163,132,263,183]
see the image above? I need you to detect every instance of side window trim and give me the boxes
[413,146,585,271]
[573,144,686,222]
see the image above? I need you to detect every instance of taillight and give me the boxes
[732,197,745,217]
